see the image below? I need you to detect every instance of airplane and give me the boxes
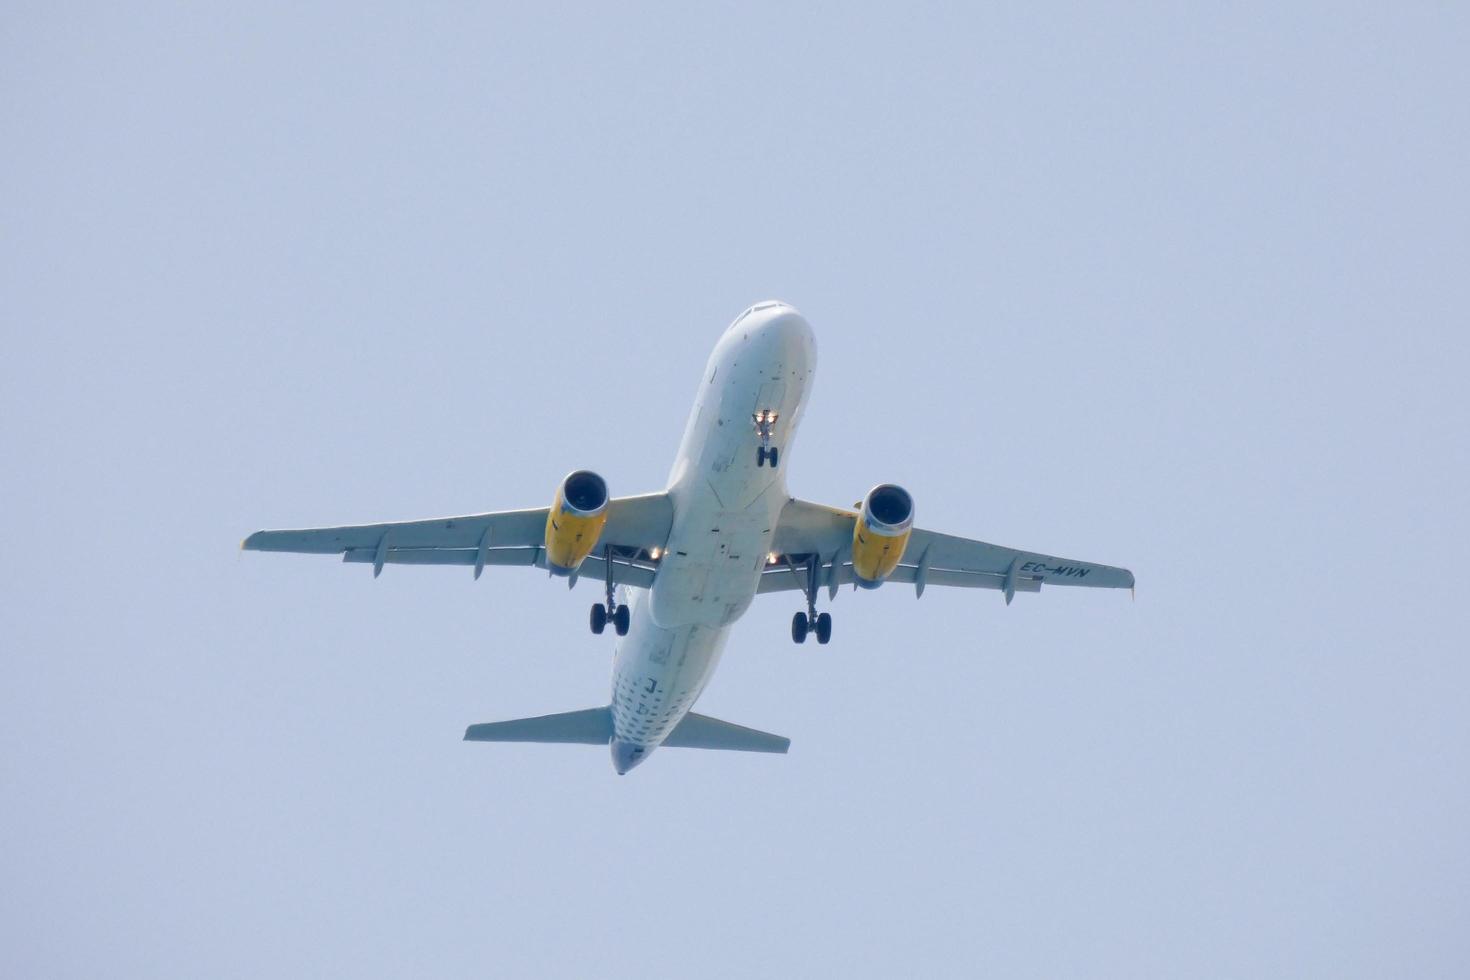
[243,301,1134,774]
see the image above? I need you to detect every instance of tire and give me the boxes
[614,604,631,636]
[791,611,809,643]
[590,603,607,634]
[815,612,832,645]
[756,446,767,467]
[769,447,779,468]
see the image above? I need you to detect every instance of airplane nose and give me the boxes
[719,301,817,375]
[611,740,649,775]
[753,304,815,355]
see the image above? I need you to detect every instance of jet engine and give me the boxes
[851,484,914,588]
[545,470,609,575]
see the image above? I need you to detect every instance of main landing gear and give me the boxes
[590,544,630,636]
[791,610,831,644]
[791,554,832,645]
[589,602,629,636]
[754,410,779,468]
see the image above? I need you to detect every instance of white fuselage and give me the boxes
[609,303,816,772]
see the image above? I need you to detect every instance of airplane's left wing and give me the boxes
[766,497,1133,602]
[243,492,673,585]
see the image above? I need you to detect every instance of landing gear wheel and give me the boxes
[590,603,607,634]
[768,447,778,468]
[791,611,809,643]
[815,612,832,645]
[613,604,631,636]
[757,446,767,467]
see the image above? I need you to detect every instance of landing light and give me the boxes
[767,552,778,565]
[650,547,661,560]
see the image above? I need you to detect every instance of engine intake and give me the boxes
[852,484,914,588]
[545,470,609,575]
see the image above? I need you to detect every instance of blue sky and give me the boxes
[3,4,1468,977]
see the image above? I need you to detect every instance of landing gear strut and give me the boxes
[590,544,631,636]
[754,410,779,468]
[791,554,832,645]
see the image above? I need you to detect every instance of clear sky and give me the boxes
[3,3,1468,977]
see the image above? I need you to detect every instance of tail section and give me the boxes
[463,707,612,745]
[664,712,790,753]
[463,706,790,773]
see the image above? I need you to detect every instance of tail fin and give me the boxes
[664,712,790,754]
[463,707,612,745]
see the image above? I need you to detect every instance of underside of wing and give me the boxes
[243,507,546,554]
[242,492,673,584]
[755,558,1044,597]
[767,497,1134,602]
[340,544,659,588]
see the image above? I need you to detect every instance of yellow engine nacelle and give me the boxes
[852,484,914,589]
[545,470,609,575]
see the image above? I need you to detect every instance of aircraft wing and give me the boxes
[243,492,673,585]
[765,497,1133,602]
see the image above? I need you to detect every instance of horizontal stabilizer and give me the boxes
[663,712,790,754]
[464,707,612,745]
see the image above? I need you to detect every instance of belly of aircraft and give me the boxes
[650,503,776,628]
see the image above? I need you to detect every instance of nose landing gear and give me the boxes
[754,410,780,468]
[790,554,833,645]
[590,544,631,636]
